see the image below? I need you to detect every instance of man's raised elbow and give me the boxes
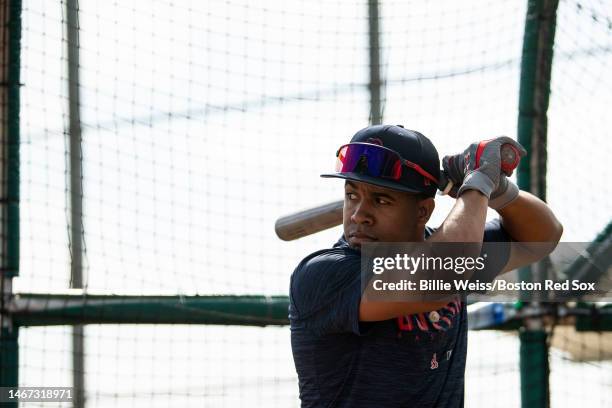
[549,219,564,245]
[537,216,563,258]
[540,219,563,258]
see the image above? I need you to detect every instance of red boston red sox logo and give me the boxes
[430,353,439,370]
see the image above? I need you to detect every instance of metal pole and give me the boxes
[10,293,292,327]
[0,1,21,405]
[516,0,559,407]
[367,0,382,125]
[65,0,85,407]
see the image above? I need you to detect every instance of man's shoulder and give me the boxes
[289,237,363,323]
[291,240,360,282]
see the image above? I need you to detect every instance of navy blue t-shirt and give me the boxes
[289,220,511,408]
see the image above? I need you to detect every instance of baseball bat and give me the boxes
[275,200,344,241]
[275,144,520,241]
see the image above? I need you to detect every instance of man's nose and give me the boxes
[350,199,374,225]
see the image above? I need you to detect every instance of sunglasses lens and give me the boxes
[335,145,353,172]
[335,144,402,180]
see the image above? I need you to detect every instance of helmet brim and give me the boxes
[320,172,426,195]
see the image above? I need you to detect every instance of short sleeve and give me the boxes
[289,249,364,336]
[483,218,512,243]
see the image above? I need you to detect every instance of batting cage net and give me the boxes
[2,0,611,407]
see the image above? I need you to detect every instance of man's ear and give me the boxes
[417,197,435,226]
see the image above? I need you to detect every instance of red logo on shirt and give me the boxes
[430,353,439,370]
[396,298,462,334]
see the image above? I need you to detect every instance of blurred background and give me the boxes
[1,0,611,406]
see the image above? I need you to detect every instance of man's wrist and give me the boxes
[457,188,489,203]
[457,171,496,199]
[489,180,519,210]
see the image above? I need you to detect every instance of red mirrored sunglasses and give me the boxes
[335,143,438,185]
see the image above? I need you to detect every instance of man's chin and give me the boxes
[348,236,377,248]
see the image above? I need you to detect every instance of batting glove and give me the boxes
[442,136,526,199]
[488,175,520,210]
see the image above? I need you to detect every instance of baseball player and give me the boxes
[289,124,562,407]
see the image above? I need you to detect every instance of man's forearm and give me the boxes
[429,190,489,243]
[498,191,563,243]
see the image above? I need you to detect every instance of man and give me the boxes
[289,124,562,407]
